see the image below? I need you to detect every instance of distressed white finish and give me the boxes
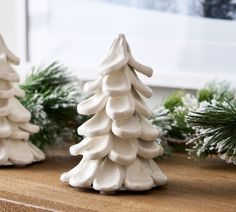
[0,34,45,166]
[61,34,167,193]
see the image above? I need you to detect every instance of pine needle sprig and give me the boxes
[152,106,171,131]
[187,99,236,164]
[21,62,72,92]
[20,62,88,150]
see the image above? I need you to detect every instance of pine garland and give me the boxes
[163,91,196,141]
[187,99,236,164]
[151,91,197,153]
[152,81,236,164]
[197,81,235,102]
[20,62,88,150]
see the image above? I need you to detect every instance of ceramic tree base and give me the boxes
[0,33,45,166]
[61,34,167,194]
[0,139,45,166]
[61,157,167,194]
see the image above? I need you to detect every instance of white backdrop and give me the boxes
[28,0,236,89]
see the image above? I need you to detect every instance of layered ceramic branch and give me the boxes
[61,34,167,193]
[0,34,45,165]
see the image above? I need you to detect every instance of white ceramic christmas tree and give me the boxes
[61,34,167,194]
[0,34,45,166]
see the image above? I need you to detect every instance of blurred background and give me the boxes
[1,0,236,107]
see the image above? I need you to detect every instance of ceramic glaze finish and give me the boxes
[0,34,45,166]
[61,34,167,193]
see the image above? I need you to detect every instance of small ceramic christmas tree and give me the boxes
[0,34,45,165]
[61,34,167,194]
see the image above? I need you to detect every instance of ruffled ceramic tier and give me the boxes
[77,82,152,118]
[61,133,166,192]
[61,34,167,193]
[0,139,45,165]
[0,107,45,165]
[0,34,45,165]
[61,157,167,193]
[84,65,152,98]
[0,100,45,165]
[68,134,163,165]
[77,111,158,140]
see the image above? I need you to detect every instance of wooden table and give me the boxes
[0,150,235,212]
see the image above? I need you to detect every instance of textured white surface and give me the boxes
[0,34,45,166]
[61,34,167,193]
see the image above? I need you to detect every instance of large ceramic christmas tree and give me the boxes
[61,34,167,194]
[0,34,45,165]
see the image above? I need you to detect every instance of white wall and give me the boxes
[29,0,236,89]
[0,0,17,51]
[0,0,26,60]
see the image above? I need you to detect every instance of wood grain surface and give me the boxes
[0,149,235,212]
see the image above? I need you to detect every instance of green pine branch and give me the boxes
[20,62,88,150]
[151,91,196,154]
[187,99,236,164]
[152,81,236,162]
